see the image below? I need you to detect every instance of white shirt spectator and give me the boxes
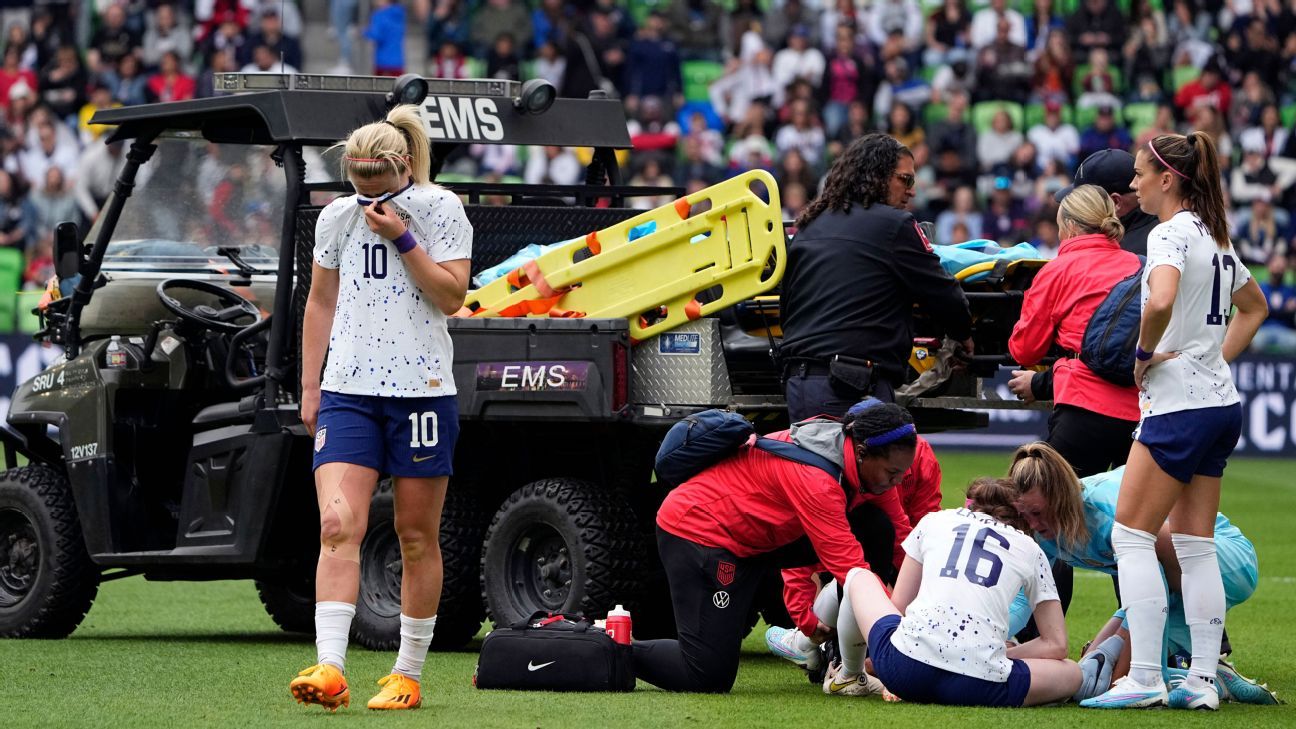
[524,146,582,186]
[970,6,1027,50]
[1027,122,1080,169]
[75,142,127,222]
[774,123,826,167]
[1238,127,1290,160]
[241,60,299,74]
[19,136,80,188]
[976,128,1023,171]
[866,0,924,49]
[772,45,826,89]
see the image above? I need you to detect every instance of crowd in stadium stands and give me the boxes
[0,0,1292,347]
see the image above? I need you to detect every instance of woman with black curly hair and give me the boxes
[779,132,972,417]
[633,399,921,693]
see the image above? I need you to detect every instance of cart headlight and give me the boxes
[513,79,556,115]
[387,74,428,107]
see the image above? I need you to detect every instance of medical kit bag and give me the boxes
[474,612,634,692]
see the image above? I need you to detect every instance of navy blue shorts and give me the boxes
[313,391,459,478]
[868,615,1031,708]
[1136,403,1242,484]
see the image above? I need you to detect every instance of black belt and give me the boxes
[782,358,902,386]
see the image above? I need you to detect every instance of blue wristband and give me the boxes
[392,230,417,254]
[1135,345,1154,361]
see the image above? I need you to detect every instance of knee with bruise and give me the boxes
[318,484,360,561]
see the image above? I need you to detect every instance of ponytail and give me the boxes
[334,104,433,187]
[1006,441,1089,547]
[1146,133,1230,249]
[966,477,1029,533]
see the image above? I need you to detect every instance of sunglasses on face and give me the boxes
[894,173,916,189]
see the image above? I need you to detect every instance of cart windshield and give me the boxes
[98,137,287,273]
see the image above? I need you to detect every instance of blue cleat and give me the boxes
[1216,658,1283,705]
[1168,678,1220,710]
[1080,675,1168,709]
[764,625,822,672]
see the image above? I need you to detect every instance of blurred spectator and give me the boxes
[1175,59,1231,125]
[0,45,36,116]
[819,0,862,55]
[251,0,302,39]
[982,176,1030,243]
[75,140,125,223]
[866,0,924,54]
[428,40,465,79]
[1127,73,1168,105]
[26,165,77,243]
[195,46,236,98]
[976,16,1032,102]
[209,160,248,239]
[874,56,929,122]
[1122,10,1170,86]
[924,0,971,67]
[1166,0,1212,51]
[1226,17,1283,92]
[1231,71,1275,132]
[469,142,519,177]
[726,101,775,173]
[561,9,625,99]
[365,0,404,76]
[146,50,195,103]
[930,47,975,101]
[1075,47,1121,109]
[763,0,819,51]
[1028,211,1062,258]
[782,181,809,222]
[1193,105,1233,161]
[667,0,724,61]
[38,44,86,121]
[928,90,976,160]
[932,141,979,209]
[1240,103,1290,159]
[20,124,76,202]
[486,32,521,81]
[531,0,570,51]
[1136,103,1179,147]
[1231,147,1296,206]
[1035,158,1071,203]
[971,0,1026,51]
[627,96,681,153]
[0,169,28,250]
[1066,0,1126,60]
[819,23,875,138]
[592,0,636,43]
[1079,105,1132,160]
[1001,141,1043,206]
[27,9,67,73]
[1252,254,1296,352]
[708,35,781,129]
[23,236,53,288]
[775,98,826,167]
[936,185,984,244]
[243,7,302,72]
[142,3,193,72]
[241,43,297,74]
[682,108,724,165]
[533,40,565,86]
[198,15,247,69]
[721,0,764,61]
[775,147,818,195]
[675,135,722,187]
[1028,99,1080,169]
[1235,194,1291,266]
[1025,0,1064,54]
[524,145,581,185]
[628,155,674,210]
[329,0,359,73]
[5,22,36,72]
[471,0,532,58]
[103,54,149,106]
[625,12,683,112]
[88,4,140,70]
[977,109,1023,172]
[422,0,470,57]
[885,102,923,152]
[827,98,870,160]
[773,25,825,91]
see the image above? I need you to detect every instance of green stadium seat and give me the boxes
[682,60,724,103]
[1024,102,1074,129]
[17,294,41,334]
[924,102,948,127]
[1172,65,1200,92]
[0,247,23,334]
[971,101,1024,134]
[462,57,485,79]
[1075,104,1100,130]
[1073,64,1124,97]
[1123,102,1159,137]
[1283,104,1296,130]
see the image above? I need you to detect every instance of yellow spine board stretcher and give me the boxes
[462,170,786,343]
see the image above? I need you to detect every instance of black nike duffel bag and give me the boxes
[474,612,635,692]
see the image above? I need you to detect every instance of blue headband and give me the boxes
[864,423,916,448]
[846,398,885,417]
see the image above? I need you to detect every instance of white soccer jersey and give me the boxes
[892,509,1058,682]
[314,183,472,397]
[1139,211,1251,417]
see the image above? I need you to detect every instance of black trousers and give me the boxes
[784,367,895,422]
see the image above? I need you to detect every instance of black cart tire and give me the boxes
[352,481,491,650]
[0,465,99,638]
[255,573,315,634]
[481,478,646,627]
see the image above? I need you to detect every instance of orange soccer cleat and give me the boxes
[366,673,421,710]
[290,663,350,711]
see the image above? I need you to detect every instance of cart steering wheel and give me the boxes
[157,279,262,334]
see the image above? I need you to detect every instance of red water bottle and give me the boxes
[605,604,632,645]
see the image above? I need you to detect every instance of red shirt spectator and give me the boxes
[0,46,36,115]
[146,51,196,103]
[1174,66,1232,125]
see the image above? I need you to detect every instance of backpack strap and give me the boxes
[751,438,849,499]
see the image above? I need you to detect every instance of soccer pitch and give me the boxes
[2,452,1293,728]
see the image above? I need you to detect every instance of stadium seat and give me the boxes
[924,102,948,127]
[16,294,40,334]
[1172,65,1201,92]
[1283,104,1296,129]
[1072,64,1124,97]
[463,57,485,78]
[682,60,725,103]
[1123,102,1158,137]
[1074,104,1100,130]
[1024,102,1074,129]
[0,247,23,334]
[971,101,1024,134]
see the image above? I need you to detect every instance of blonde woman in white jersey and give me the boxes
[290,105,473,712]
[832,478,1081,707]
[1081,132,1268,711]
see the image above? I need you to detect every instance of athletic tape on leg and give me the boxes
[319,466,361,563]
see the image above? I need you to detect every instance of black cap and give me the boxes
[1054,148,1136,203]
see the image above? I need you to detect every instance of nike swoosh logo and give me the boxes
[827,679,856,693]
[527,661,555,672]
[412,454,436,463]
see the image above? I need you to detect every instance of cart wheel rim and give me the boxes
[0,507,39,609]
[506,522,572,613]
[359,520,403,619]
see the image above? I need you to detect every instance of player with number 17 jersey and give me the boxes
[892,508,1058,683]
[1138,211,1250,418]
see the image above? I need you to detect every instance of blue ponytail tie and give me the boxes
[846,398,885,417]
[864,423,916,448]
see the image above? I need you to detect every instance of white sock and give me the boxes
[813,579,841,626]
[793,630,816,653]
[1112,522,1166,687]
[835,568,869,677]
[315,601,356,671]
[392,614,437,680]
[1172,533,1224,687]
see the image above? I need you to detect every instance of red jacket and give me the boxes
[1009,233,1141,421]
[779,436,941,635]
[657,429,909,595]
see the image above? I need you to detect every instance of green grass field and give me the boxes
[2,453,1294,728]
